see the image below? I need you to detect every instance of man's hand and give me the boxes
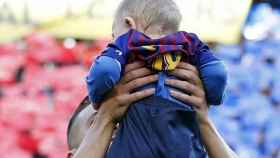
[98,61,158,124]
[166,62,238,158]
[165,62,209,124]
[73,62,157,158]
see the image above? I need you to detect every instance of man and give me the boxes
[67,62,238,158]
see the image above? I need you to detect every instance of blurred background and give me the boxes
[0,0,279,157]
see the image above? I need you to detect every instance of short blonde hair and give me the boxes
[114,0,182,34]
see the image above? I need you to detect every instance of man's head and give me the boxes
[67,97,96,157]
[112,0,182,39]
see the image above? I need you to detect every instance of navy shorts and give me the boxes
[106,96,207,158]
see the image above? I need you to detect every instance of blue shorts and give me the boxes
[106,96,207,158]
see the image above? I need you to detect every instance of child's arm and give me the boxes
[86,33,130,109]
[199,61,227,105]
[191,34,227,105]
[86,55,121,107]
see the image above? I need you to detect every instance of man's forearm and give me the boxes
[199,119,238,158]
[73,114,115,158]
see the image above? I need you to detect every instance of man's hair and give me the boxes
[114,0,182,34]
[67,96,90,150]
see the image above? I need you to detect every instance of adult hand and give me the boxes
[72,62,157,158]
[166,62,238,158]
[165,62,209,124]
[97,61,158,124]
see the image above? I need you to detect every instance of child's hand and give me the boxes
[165,62,209,125]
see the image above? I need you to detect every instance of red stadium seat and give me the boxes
[25,33,64,64]
[0,54,26,85]
[0,42,20,55]
[0,33,106,157]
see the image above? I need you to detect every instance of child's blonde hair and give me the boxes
[114,0,182,34]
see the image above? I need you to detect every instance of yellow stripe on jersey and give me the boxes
[152,52,182,71]
[152,55,163,70]
[141,45,156,51]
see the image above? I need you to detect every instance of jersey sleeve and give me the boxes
[101,44,127,73]
[191,34,228,105]
[200,61,228,105]
[86,33,131,108]
[86,47,123,108]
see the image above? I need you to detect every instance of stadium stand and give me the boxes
[0,2,279,158]
[0,33,106,158]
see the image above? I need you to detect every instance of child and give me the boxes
[86,0,227,157]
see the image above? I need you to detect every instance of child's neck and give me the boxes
[142,29,166,39]
[147,34,166,39]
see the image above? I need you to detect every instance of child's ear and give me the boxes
[124,17,136,29]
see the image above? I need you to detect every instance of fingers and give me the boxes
[169,90,197,107]
[124,75,158,92]
[169,62,204,89]
[165,79,203,97]
[124,62,145,73]
[170,90,207,110]
[125,88,155,104]
[170,90,205,110]
[176,62,199,75]
[100,88,154,124]
[113,88,155,105]
[169,69,201,87]
[122,67,154,83]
